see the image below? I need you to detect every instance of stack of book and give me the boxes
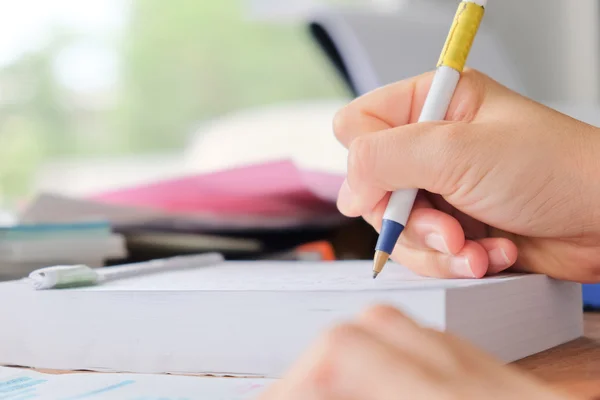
[0,221,127,281]
[17,160,371,263]
[0,260,583,376]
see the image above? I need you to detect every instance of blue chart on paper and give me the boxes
[0,376,47,399]
[59,381,136,400]
[0,376,138,399]
[0,366,271,399]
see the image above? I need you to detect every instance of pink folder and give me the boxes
[90,160,345,218]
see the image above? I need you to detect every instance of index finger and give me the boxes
[333,68,488,149]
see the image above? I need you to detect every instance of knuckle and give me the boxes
[307,354,335,391]
[437,122,464,145]
[321,323,362,351]
[460,68,491,96]
[309,323,362,390]
[332,105,354,146]
[359,304,405,327]
[421,328,474,370]
[461,68,487,87]
[426,124,463,170]
[589,265,600,282]
[573,260,600,283]
[449,68,490,122]
[447,125,474,157]
[427,123,475,194]
[347,135,375,185]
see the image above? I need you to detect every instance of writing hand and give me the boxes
[334,69,600,282]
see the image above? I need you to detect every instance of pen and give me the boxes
[27,252,224,290]
[373,0,487,278]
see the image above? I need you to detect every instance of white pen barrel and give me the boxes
[383,188,418,226]
[382,67,460,226]
[376,0,485,262]
[419,66,460,122]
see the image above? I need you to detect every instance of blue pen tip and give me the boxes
[375,219,405,255]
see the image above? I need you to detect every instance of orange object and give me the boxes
[295,241,336,261]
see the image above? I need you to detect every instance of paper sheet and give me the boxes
[71,261,531,292]
[0,366,273,399]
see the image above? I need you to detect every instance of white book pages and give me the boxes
[80,261,534,292]
[0,261,583,377]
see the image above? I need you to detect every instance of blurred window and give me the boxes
[0,0,351,207]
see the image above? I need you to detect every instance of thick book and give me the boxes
[0,261,582,377]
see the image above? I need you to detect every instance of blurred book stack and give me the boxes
[14,160,374,270]
[0,221,127,281]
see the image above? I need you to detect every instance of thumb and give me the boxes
[343,121,482,215]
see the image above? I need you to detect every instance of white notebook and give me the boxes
[0,261,583,378]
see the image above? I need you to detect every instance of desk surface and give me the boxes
[515,312,600,398]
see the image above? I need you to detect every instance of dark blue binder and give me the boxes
[583,284,600,309]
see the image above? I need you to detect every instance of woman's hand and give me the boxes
[333,69,600,282]
[258,305,573,400]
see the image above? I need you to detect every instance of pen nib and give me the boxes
[372,250,390,280]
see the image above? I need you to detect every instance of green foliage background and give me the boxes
[0,0,348,206]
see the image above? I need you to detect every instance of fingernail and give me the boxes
[449,256,475,278]
[337,179,359,215]
[488,248,511,268]
[424,233,450,254]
